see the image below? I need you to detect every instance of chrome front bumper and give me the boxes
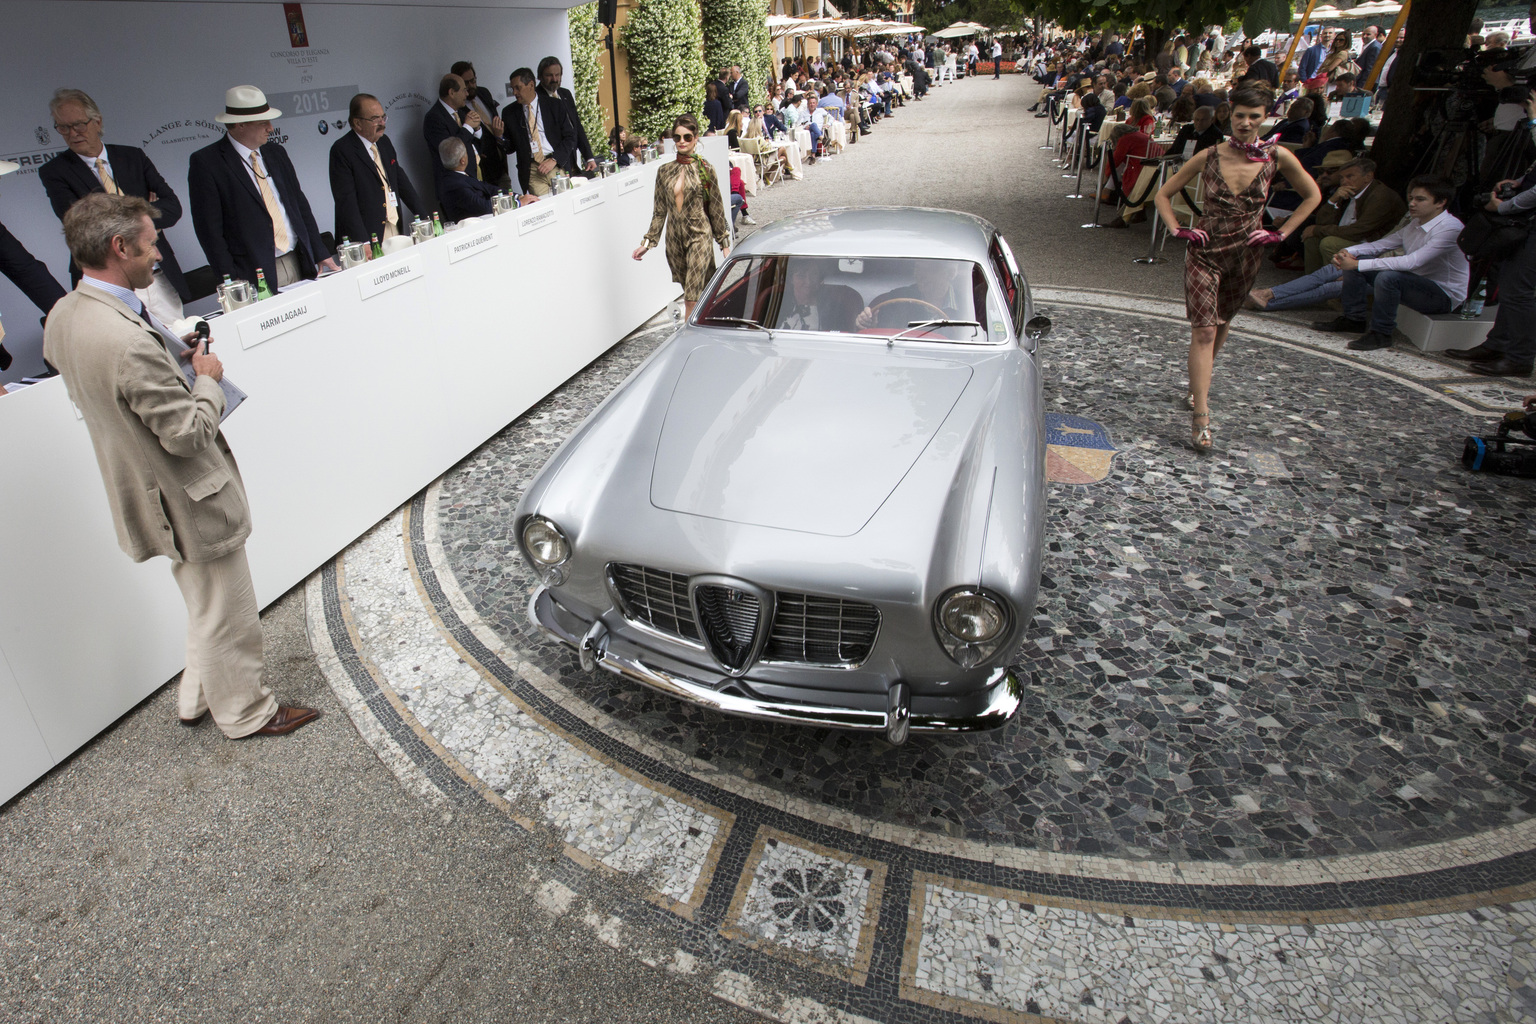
[529,587,1021,743]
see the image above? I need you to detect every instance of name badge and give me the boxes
[618,173,645,196]
[384,189,397,211]
[447,226,497,263]
[517,202,559,235]
[239,290,327,349]
[574,188,606,214]
[357,253,424,299]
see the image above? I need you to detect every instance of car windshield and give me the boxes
[694,255,999,343]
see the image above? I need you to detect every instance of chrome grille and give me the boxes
[693,584,762,672]
[764,594,881,667]
[609,563,701,643]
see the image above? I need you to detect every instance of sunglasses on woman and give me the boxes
[675,132,695,142]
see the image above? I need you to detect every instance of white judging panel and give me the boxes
[238,289,329,349]
[446,224,498,264]
[618,172,646,196]
[518,202,561,235]
[357,254,425,300]
[574,188,606,214]
[0,138,728,804]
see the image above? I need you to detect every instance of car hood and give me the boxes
[649,342,973,536]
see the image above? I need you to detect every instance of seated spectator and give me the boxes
[1112,81,1131,108]
[1154,86,1177,112]
[1191,78,1219,108]
[723,108,746,148]
[1069,92,1106,148]
[438,137,512,222]
[1167,67,1186,95]
[1106,121,1164,226]
[729,163,753,226]
[1277,69,1302,109]
[1300,157,1407,273]
[1313,175,1467,350]
[610,125,640,166]
[808,95,843,154]
[1296,119,1360,173]
[703,81,727,133]
[1169,105,1223,156]
[1265,98,1313,144]
[1168,91,1197,125]
[1214,101,1232,135]
[1127,96,1156,131]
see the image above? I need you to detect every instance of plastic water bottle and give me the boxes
[1460,281,1485,320]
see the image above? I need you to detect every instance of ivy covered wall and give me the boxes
[621,0,709,139]
[568,4,609,154]
[701,0,775,105]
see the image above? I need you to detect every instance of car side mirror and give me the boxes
[1024,315,1052,341]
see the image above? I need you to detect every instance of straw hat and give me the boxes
[215,85,282,124]
[1319,149,1354,170]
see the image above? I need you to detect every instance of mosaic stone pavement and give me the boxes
[307,293,1536,1023]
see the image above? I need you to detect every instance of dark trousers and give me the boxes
[1483,230,1536,362]
[1341,268,1454,335]
[993,59,1001,79]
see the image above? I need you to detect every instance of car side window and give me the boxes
[990,236,1026,336]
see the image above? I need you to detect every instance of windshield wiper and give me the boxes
[699,315,767,331]
[890,319,983,343]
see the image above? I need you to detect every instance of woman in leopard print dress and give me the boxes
[631,114,732,318]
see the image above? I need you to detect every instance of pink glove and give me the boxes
[1173,228,1209,247]
[1246,229,1284,246]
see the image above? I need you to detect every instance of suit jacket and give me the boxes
[502,102,537,193]
[467,85,509,184]
[329,132,426,244]
[1313,182,1408,243]
[726,76,750,111]
[438,171,498,223]
[537,88,594,172]
[188,136,328,288]
[39,145,191,300]
[0,220,67,317]
[42,284,250,564]
[1170,123,1224,155]
[423,100,481,182]
[1358,41,1382,78]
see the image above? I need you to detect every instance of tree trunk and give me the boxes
[1368,0,1483,190]
[1143,25,1168,64]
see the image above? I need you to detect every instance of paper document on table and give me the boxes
[170,338,246,421]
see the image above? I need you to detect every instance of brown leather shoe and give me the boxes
[246,705,321,737]
[179,712,207,727]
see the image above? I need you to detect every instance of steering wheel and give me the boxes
[865,297,948,330]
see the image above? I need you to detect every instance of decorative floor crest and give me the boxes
[1044,412,1118,484]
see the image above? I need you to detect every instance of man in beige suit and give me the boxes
[44,192,318,738]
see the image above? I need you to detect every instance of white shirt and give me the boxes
[227,136,298,258]
[441,98,481,139]
[1346,209,1470,305]
[991,42,1002,58]
[76,148,115,185]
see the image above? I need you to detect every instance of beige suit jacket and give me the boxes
[43,284,250,563]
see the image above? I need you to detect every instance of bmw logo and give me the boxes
[317,119,329,135]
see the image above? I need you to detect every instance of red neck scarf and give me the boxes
[1227,137,1276,162]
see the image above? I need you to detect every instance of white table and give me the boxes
[728,151,758,195]
[0,141,733,805]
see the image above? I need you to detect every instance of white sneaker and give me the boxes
[740,214,757,225]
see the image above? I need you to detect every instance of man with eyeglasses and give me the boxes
[450,61,509,190]
[329,93,427,247]
[40,88,190,325]
[188,86,339,289]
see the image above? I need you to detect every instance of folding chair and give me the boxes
[742,136,783,187]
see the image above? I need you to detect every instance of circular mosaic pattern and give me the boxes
[434,300,1536,864]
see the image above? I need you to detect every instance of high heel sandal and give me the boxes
[1191,411,1212,452]
[1184,390,1195,410]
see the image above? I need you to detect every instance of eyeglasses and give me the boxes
[54,118,98,136]
[358,114,387,125]
[675,132,696,141]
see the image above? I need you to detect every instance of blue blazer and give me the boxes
[438,172,497,223]
[40,145,191,300]
[423,101,481,183]
[188,136,328,287]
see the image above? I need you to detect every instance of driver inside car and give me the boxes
[856,260,965,329]
[776,259,863,332]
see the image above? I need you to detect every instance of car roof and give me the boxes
[734,207,998,261]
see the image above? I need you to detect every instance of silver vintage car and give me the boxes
[518,208,1051,744]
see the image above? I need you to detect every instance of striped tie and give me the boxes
[250,152,292,253]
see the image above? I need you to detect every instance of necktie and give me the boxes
[95,157,119,195]
[369,144,399,231]
[249,151,292,253]
[527,103,543,160]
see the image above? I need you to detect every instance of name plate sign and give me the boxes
[447,226,497,264]
[357,254,424,300]
[239,291,328,349]
[517,203,560,235]
[617,172,645,196]
[574,188,606,214]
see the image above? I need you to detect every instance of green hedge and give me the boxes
[701,0,775,107]
[568,4,609,154]
[622,0,709,140]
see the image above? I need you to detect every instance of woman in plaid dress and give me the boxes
[1155,86,1320,451]
[632,114,731,319]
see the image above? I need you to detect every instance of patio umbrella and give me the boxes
[930,22,981,38]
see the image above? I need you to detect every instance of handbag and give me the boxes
[1458,208,1536,262]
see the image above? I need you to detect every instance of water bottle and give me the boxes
[255,268,272,301]
[1460,281,1485,320]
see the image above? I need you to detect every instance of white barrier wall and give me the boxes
[0,140,731,804]
[0,0,577,380]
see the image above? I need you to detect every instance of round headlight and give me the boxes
[938,591,1006,643]
[521,517,569,567]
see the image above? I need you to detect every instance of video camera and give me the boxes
[1462,408,1536,477]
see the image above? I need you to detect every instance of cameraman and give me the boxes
[1446,149,1536,377]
